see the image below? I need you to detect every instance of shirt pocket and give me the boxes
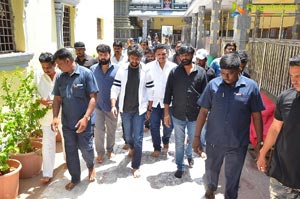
[73,86,86,98]
[234,94,250,110]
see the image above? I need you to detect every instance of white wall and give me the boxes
[75,1,114,56]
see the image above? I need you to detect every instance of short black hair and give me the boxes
[237,50,248,63]
[154,43,168,54]
[139,38,148,45]
[113,41,123,48]
[289,55,300,66]
[39,52,54,64]
[53,48,74,61]
[96,44,111,54]
[224,42,237,51]
[127,44,143,58]
[178,45,195,55]
[145,47,155,55]
[220,53,241,70]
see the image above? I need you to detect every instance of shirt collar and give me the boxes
[218,75,247,88]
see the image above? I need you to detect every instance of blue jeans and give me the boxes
[172,116,196,171]
[150,106,173,151]
[121,112,145,169]
[63,126,95,183]
[205,144,248,199]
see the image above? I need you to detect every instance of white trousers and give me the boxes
[41,125,65,177]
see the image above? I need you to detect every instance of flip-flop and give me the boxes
[40,177,52,184]
[65,181,80,191]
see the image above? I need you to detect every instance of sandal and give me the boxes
[65,181,80,191]
[40,177,52,184]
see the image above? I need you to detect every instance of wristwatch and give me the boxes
[257,141,264,146]
[83,115,90,121]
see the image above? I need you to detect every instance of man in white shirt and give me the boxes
[111,41,128,65]
[36,52,62,184]
[147,44,177,157]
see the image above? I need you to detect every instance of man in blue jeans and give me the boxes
[164,45,207,178]
[52,48,99,191]
[193,53,264,199]
[147,44,177,157]
[111,44,154,178]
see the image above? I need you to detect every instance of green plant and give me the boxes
[0,69,49,174]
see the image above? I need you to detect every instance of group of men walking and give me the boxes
[35,39,300,199]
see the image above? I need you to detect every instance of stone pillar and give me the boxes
[55,1,64,49]
[190,13,197,47]
[209,0,222,57]
[196,6,205,49]
[252,10,261,40]
[139,16,151,39]
[233,0,251,50]
[292,0,300,39]
[114,0,133,42]
[23,0,29,51]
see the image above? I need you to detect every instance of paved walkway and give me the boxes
[18,122,270,199]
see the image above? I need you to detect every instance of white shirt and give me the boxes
[35,70,60,126]
[111,62,154,115]
[147,60,177,108]
[111,54,128,65]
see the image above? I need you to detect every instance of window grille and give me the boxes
[63,6,71,47]
[0,0,15,54]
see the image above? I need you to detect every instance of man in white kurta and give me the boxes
[36,52,62,183]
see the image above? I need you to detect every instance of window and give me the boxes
[97,18,103,40]
[0,0,15,54]
[63,6,71,47]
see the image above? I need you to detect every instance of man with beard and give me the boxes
[90,44,119,164]
[111,44,154,178]
[74,41,98,69]
[144,47,155,64]
[147,44,177,157]
[164,45,207,178]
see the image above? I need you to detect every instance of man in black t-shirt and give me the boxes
[257,55,300,198]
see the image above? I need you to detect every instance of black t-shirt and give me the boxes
[123,66,140,113]
[270,88,300,189]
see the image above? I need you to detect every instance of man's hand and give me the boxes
[146,110,151,120]
[192,137,207,159]
[256,150,267,173]
[51,118,60,132]
[40,98,53,106]
[111,107,118,118]
[164,115,171,128]
[75,117,88,133]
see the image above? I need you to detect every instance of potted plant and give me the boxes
[0,131,22,199]
[0,69,49,178]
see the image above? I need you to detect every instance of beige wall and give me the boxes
[21,0,114,70]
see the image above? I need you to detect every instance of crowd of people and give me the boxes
[34,38,300,198]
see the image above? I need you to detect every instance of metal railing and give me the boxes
[248,38,300,99]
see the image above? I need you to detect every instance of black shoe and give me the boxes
[174,170,184,178]
[204,188,215,199]
[188,157,194,167]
